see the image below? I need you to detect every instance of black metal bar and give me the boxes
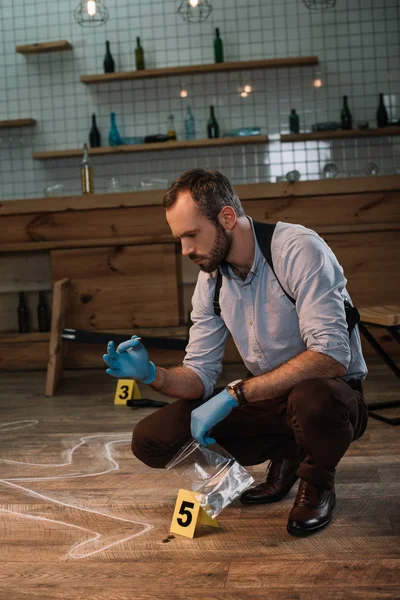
[62,328,188,350]
[358,322,400,379]
[368,412,400,426]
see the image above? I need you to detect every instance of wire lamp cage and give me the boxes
[74,0,109,27]
[303,0,337,10]
[177,0,213,23]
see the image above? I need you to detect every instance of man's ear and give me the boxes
[218,206,237,231]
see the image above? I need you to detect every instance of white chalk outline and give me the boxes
[0,421,154,559]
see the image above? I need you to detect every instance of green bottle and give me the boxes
[214,28,224,63]
[207,105,220,139]
[135,37,145,70]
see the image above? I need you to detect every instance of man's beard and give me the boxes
[189,223,232,273]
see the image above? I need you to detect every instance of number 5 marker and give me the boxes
[169,489,219,539]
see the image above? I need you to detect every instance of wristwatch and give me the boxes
[226,379,247,406]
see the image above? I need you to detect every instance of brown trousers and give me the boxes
[131,378,368,489]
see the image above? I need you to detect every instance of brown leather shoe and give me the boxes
[287,479,336,536]
[240,458,300,504]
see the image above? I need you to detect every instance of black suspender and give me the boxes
[213,220,359,335]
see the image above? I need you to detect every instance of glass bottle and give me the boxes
[37,291,50,332]
[108,112,122,146]
[340,95,352,130]
[135,37,145,70]
[185,106,196,140]
[81,143,94,194]
[376,93,388,128]
[104,40,115,74]
[207,105,219,139]
[17,292,30,333]
[214,28,224,63]
[89,113,101,148]
[167,114,177,140]
[289,109,300,134]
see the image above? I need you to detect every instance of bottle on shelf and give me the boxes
[214,28,224,63]
[17,292,30,333]
[135,37,145,70]
[167,114,177,140]
[289,109,300,133]
[108,112,122,146]
[89,113,101,148]
[185,106,196,140]
[37,291,50,332]
[340,95,352,130]
[376,93,388,128]
[104,40,115,74]
[207,105,220,139]
[81,143,94,194]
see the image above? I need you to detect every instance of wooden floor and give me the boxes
[0,359,399,600]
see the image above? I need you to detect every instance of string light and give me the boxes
[180,89,188,98]
[87,1,97,16]
[313,78,322,88]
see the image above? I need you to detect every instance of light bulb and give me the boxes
[189,0,199,7]
[244,84,252,93]
[87,0,97,16]
[180,89,188,98]
[240,91,248,98]
[313,78,322,88]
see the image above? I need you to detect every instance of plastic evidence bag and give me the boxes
[166,439,255,519]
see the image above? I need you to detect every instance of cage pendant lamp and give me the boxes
[303,0,336,9]
[177,0,213,23]
[74,0,109,27]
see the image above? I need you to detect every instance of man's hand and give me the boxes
[103,335,156,383]
[190,389,238,447]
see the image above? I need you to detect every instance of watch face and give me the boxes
[228,379,242,387]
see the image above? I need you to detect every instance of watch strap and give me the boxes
[231,381,247,406]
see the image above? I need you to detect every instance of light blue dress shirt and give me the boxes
[183,219,368,399]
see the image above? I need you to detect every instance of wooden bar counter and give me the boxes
[1,175,399,371]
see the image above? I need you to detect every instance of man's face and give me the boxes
[166,191,232,273]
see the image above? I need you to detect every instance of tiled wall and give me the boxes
[0,0,399,200]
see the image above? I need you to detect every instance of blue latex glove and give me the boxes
[103,335,156,384]
[190,388,238,447]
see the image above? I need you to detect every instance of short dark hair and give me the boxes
[162,168,245,223]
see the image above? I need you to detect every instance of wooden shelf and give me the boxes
[32,135,269,160]
[80,55,319,84]
[16,40,72,54]
[0,118,36,129]
[280,126,400,142]
[0,332,50,343]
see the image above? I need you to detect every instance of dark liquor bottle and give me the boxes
[214,28,224,63]
[89,114,101,148]
[376,93,388,128]
[81,143,94,194]
[340,95,352,130]
[17,292,30,333]
[37,291,50,332]
[207,105,220,139]
[104,40,115,73]
[135,37,145,70]
[289,109,300,133]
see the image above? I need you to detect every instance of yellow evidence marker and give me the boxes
[169,489,219,539]
[114,379,141,405]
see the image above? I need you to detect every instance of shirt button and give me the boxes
[248,320,253,325]
[258,354,262,358]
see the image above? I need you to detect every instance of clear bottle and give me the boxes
[185,106,196,140]
[289,109,300,134]
[89,113,101,148]
[108,112,122,146]
[81,143,94,194]
[104,40,115,74]
[17,292,30,333]
[376,93,388,128]
[167,114,177,140]
[207,105,220,139]
[340,95,352,130]
[214,28,224,63]
[37,291,50,332]
[135,37,145,70]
